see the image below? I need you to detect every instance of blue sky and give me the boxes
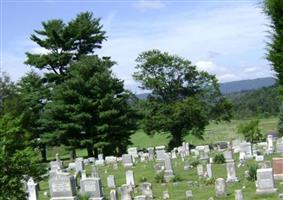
[1,0,274,93]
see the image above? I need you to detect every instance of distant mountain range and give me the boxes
[136,77,276,99]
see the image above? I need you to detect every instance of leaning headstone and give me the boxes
[49,172,76,200]
[215,178,227,197]
[110,189,118,200]
[120,184,132,200]
[256,168,277,195]
[164,153,174,182]
[27,177,38,200]
[126,170,135,187]
[226,162,238,182]
[122,154,133,167]
[107,175,116,189]
[140,182,153,198]
[272,158,283,180]
[235,189,244,200]
[80,177,103,200]
[75,157,84,173]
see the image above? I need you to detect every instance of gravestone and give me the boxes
[215,178,227,197]
[50,161,62,172]
[197,164,204,176]
[110,189,118,200]
[147,147,155,160]
[255,155,264,162]
[164,153,174,182]
[163,191,170,199]
[80,177,103,200]
[128,147,138,159]
[156,146,166,161]
[272,158,283,180]
[134,195,146,200]
[207,163,213,179]
[256,168,277,195]
[182,142,190,156]
[95,154,105,166]
[140,182,153,198]
[234,189,244,200]
[120,184,132,200]
[276,138,283,154]
[107,175,116,189]
[105,156,117,165]
[91,165,99,178]
[27,177,38,200]
[267,135,274,154]
[223,150,233,163]
[185,190,193,199]
[239,142,253,159]
[75,157,84,173]
[49,172,76,200]
[226,162,238,182]
[126,170,135,187]
[122,154,133,167]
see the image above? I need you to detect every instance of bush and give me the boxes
[213,153,225,164]
[172,174,183,182]
[140,177,147,182]
[247,164,258,181]
[190,158,200,168]
[237,120,264,143]
[154,172,165,183]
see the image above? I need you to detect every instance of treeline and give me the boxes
[227,85,280,119]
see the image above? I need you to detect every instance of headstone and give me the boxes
[140,182,153,198]
[107,175,116,189]
[126,170,135,187]
[75,157,84,173]
[197,146,209,160]
[134,195,146,200]
[27,177,38,200]
[226,162,238,182]
[276,138,283,154]
[255,155,264,162]
[147,147,155,160]
[223,150,233,163]
[110,189,118,200]
[105,156,117,165]
[239,142,253,159]
[81,170,87,180]
[197,164,204,176]
[128,147,139,159]
[256,168,277,195]
[164,153,174,182]
[267,135,274,154]
[49,172,76,200]
[95,154,105,166]
[215,178,227,197]
[185,190,193,199]
[88,157,95,163]
[156,146,166,161]
[207,163,213,179]
[80,177,103,200]
[120,184,132,200]
[91,165,99,178]
[272,158,283,180]
[163,191,170,199]
[50,161,61,172]
[122,154,133,167]
[234,189,244,200]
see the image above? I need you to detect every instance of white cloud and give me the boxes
[195,61,216,73]
[133,0,166,12]
[218,74,240,82]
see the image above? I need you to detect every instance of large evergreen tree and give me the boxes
[133,50,232,148]
[25,12,106,83]
[42,56,138,158]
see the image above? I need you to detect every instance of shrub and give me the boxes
[247,164,258,181]
[213,153,225,164]
[140,176,147,182]
[237,120,264,143]
[190,158,200,168]
[172,174,183,182]
[154,172,165,183]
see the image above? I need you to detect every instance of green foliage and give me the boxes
[213,153,225,164]
[41,56,138,156]
[154,172,165,183]
[190,158,200,168]
[0,114,45,199]
[140,176,148,182]
[247,164,258,181]
[203,177,215,186]
[237,120,264,143]
[172,174,183,182]
[25,12,106,83]
[228,85,280,119]
[278,103,283,137]
[133,50,232,148]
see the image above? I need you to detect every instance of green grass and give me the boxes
[40,117,280,199]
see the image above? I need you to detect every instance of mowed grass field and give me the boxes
[39,117,280,200]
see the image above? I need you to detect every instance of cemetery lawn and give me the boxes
[39,117,281,199]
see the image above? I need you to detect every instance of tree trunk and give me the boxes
[40,145,47,162]
[169,129,183,150]
[69,148,76,160]
[94,148,98,158]
[87,145,94,157]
